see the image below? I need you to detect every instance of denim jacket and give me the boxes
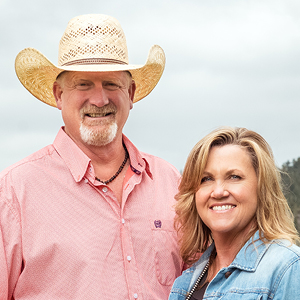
[169,231,300,300]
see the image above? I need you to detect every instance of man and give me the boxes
[0,14,182,300]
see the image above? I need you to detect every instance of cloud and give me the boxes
[1,0,300,172]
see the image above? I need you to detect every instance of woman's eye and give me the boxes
[201,176,212,183]
[230,175,241,180]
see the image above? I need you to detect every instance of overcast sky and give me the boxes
[1,0,300,172]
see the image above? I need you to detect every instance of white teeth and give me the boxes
[212,205,235,211]
[88,113,105,117]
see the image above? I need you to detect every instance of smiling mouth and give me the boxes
[211,205,236,211]
[85,112,114,118]
[81,103,117,119]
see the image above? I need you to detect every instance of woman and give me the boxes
[169,127,300,300]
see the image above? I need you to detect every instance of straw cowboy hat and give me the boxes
[15,14,166,107]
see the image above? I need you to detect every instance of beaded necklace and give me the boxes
[95,144,129,185]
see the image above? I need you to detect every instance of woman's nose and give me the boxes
[211,182,229,199]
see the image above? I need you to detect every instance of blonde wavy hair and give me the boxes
[175,127,299,265]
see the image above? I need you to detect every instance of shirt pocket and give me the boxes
[150,219,181,286]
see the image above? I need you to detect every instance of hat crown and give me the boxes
[58,14,129,67]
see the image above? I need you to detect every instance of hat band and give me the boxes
[61,58,127,66]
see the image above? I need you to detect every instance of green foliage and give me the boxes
[281,157,300,233]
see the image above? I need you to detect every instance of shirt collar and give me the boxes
[53,128,91,182]
[53,127,153,183]
[122,134,153,179]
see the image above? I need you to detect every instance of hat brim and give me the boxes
[15,45,165,107]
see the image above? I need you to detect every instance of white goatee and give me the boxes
[80,122,118,146]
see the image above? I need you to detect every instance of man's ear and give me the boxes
[53,81,63,110]
[129,80,136,110]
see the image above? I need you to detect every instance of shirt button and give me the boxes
[102,187,108,193]
[84,178,88,184]
[133,293,138,299]
[127,256,132,262]
[122,218,125,224]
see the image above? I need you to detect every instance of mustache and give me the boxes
[80,103,117,118]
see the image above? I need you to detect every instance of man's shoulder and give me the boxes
[123,135,180,177]
[140,151,180,176]
[0,144,56,180]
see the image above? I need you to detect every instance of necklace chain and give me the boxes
[185,248,217,300]
[95,144,129,185]
[185,260,210,300]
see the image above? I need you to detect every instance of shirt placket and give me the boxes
[120,214,142,300]
[95,181,142,300]
[120,174,143,300]
[86,162,144,300]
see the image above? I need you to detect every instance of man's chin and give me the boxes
[79,123,118,147]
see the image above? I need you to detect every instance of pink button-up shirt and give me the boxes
[0,128,182,300]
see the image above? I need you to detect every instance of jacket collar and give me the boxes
[231,231,270,272]
[188,231,270,291]
[188,243,215,291]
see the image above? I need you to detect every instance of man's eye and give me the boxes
[75,82,91,90]
[103,82,121,91]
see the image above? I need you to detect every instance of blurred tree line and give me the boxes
[281,157,300,233]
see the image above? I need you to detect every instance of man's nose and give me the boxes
[88,85,110,107]
[210,182,229,199]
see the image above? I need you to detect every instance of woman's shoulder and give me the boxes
[258,239,300,273]
[270,239,300,260]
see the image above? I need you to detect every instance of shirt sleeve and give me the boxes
[273,255,300,299]
[0,175,23,300]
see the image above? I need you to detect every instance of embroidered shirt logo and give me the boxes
[154,220,162,228]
